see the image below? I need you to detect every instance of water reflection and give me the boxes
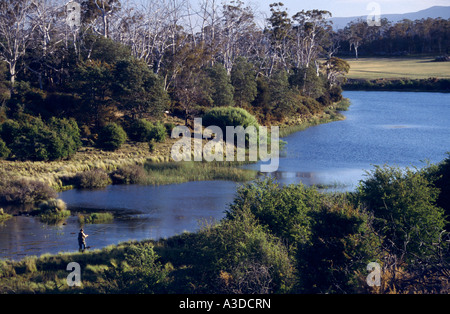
[0,181,239,260]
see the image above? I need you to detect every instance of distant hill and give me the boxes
[330,6,450,29]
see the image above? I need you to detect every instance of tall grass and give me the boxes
[143,161,257,185]
[78,212,114,224]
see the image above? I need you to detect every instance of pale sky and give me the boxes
[250,0,450,18]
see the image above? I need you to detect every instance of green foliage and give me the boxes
[297,195,380,293]
[101,243,172,293]
[0,139,10,159]
[88,36,131,64]
[231,57,258,106]
[202,106,260,147]
[289,65,325,99]
[149,121,167,143]
[127,119,154,142]
[424,154,450,229]
[73,60,115,126]
[0,116,82,161]
[356,165,446,261]
[227,178,322,246]
[113,58,169,118]
[202,106,259,131]
[36,199,71,224]
[206,63,235,107]
[96,123,127,151]
[78,212,114,224]
[184,209,295,293]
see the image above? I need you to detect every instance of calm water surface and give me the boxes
[1,91,449,260]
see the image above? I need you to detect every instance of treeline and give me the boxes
[337,17,450,58]
[344,78,450,92]
[1,155,449,293]
[0,0,352,162]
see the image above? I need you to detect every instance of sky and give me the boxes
[250,0,450,18]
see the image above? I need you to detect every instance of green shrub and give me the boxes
[0,117,82,161]
[202,107,259,147]
[206,63,235,107]
[227,178,322,245]
[356,165,446,261]
[164,122,176,135]
[101,243,171,293]
[148,121,166,143]
[185,208,295,294]
[0,139,10,159]
[75,169,112,189]
[96,123,127,151]
[37,199,71,223]
[297,195,380,294]
[127,119,154,142]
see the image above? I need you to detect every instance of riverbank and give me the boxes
[0,100,349,195]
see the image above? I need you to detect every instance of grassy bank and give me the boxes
[0,102,348,194]
[278,98,350,138]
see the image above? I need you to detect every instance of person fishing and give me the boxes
[78,228,88,251]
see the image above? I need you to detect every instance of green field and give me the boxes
[345,57,450,80]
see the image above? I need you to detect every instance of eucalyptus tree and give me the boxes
[0,0,34,86]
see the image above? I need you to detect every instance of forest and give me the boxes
[0,0,448,163]
[0,0,357,163]
[337,16,450,58]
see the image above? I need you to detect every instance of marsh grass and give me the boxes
[143,160,257,185]
[78,212,114,224]
[36,199,71,224]
[0,208,12,222]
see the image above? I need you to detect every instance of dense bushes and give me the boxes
[127,119,167,145]
[167,208,295,294]
[0,116,82,161]
[101,243,172,293]
[96,123,127,151]
[0,179,57,205]
[356,165,446,261]
[224,158,450,294]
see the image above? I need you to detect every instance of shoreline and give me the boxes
[0,100,350,195]
[343,78,450,93]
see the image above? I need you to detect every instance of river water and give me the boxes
[1,91,449,260]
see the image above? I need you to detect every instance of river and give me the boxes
[1,91,449,260]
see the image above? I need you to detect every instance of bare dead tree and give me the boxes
[0,0,34,86]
